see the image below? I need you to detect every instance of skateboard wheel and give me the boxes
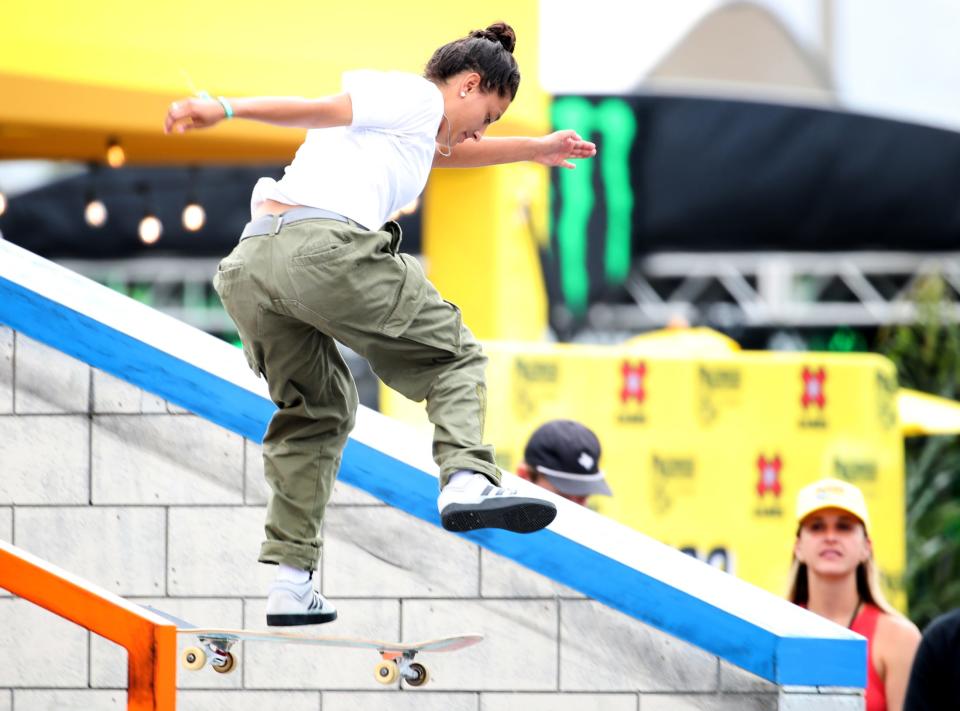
[404,662,429,687]
[212,651,236,674]
[182,646,206,671]
[374,660,398,684]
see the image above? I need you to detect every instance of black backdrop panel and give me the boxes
[547,95,960,317]
[634,96,960,252]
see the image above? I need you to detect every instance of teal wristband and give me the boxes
[216,96,234,120]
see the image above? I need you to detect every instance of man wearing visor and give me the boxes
[517,420,613,507]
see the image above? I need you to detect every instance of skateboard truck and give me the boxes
[182,636,237,674]
[374,649,429,686]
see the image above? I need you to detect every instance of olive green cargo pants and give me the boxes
[214,215,499,571]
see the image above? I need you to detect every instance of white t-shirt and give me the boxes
[250,70,443,230]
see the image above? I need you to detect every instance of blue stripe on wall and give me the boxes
[0,272,866,687]
[0,275,273,442]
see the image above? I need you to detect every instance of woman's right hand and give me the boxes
[164,97,227,134]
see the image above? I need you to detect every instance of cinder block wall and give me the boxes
[0,326,863,711]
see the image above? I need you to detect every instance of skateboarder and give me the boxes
[164,22,596,626]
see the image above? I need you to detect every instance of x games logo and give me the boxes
[756,455,782,497]
[754,453,785,518]
[799,366,828,429]
[801,367,826,409]
[618,360,647,424]
[621,361,646,403]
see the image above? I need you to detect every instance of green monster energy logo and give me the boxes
[551,97,637,316]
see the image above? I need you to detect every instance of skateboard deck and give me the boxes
[144,605,482,686]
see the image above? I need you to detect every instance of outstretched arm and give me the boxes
[164,94,353,134]
[434,130,596,168]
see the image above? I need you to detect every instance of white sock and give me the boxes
[276,563,311,584]
[447,470,477,488]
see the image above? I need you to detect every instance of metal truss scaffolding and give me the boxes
[585,252,960,332]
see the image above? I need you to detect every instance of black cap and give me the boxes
[523,420,612,497]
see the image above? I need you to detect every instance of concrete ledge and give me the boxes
[0,238,866,688]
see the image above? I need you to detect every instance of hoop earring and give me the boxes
[437,112,453,157]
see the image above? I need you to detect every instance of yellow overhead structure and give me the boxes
[0,0,546,162]
[1,0,551,339]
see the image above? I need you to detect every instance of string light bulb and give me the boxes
[106,138,126,168]
[182,202,205,231]
[84,164,107,227]
[181,166,205,232]
[134,180,160,244]
[139,214,162,244]
[84,197,108,228]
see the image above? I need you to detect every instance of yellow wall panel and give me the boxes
[424,163,549,340]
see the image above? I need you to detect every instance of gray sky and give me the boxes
[541,0,960,131]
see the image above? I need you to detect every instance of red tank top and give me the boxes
[850,603,887,711]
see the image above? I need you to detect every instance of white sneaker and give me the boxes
[266,579,337,626]
[437,473,557,533]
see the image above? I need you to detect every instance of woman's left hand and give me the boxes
[533,130,597,169]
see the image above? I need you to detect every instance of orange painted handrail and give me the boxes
[0,540,177,710]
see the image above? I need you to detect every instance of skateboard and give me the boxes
[144,606,482,686]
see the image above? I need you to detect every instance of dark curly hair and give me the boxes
[424,22,520,100]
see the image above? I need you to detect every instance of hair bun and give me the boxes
[470,22,516,54]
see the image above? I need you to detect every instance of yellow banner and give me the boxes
[381,332,907,609]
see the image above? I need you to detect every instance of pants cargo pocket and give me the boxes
[213,259,264,377]
[380,254,462,356]
[286,225,399,327]
[380,254,426,337]
[212,259,244,302]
